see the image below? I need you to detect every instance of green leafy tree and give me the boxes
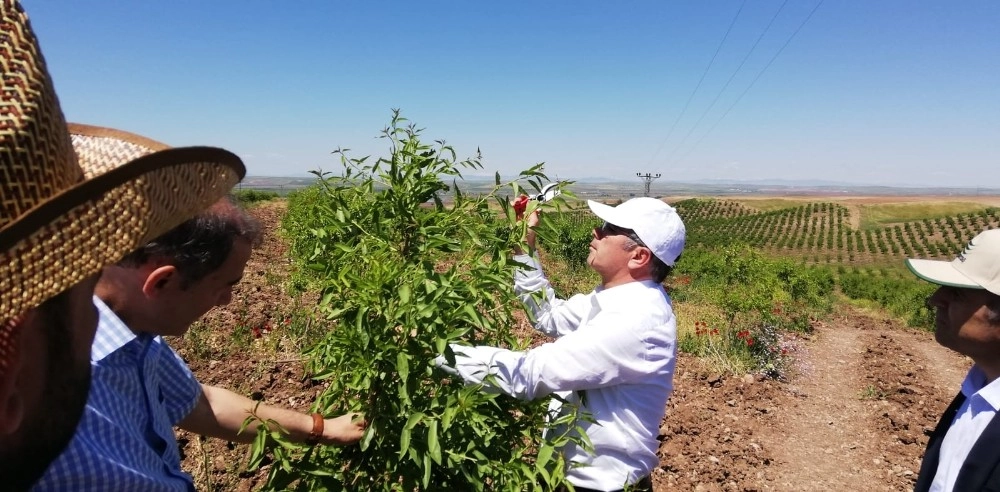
[259,111,582,490]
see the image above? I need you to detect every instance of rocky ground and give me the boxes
[172,201,970,491]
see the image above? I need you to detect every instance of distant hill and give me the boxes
[238,175,1000,198]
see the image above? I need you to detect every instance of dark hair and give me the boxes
[649,254,676,284]
[117,197,261,288]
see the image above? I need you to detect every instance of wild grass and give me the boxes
[731,198,810,212]
[535,249,599,299]
[674,303,727,340]
[859,201,991,230]
[859,384,888,400]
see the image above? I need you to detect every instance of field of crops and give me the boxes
[675,198,1000,265]
[538,194,1000,342]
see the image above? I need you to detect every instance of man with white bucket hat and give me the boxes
[437,197,685,492]
[908,229,1000,492]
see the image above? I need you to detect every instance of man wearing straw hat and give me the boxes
[0,1,245,489]
[35,196,366,491]
[907,229,1000,492]
[437,197,685,492]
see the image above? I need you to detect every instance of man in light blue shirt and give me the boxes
[35,198,366,491]
[907,229,1000,492]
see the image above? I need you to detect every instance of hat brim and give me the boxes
[587,200,632,229]
[0,125,245,322]
[905,258,984,290]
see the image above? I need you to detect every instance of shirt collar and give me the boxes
[91,295,139,362]
[593,279,664,311]
[962,365,1000,411]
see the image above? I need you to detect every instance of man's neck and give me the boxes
[94,283,145,336]
[978,362,1000,385]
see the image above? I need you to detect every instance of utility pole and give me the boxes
[636,172,661,197]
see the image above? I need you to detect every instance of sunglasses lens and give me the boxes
[602,223,623,235]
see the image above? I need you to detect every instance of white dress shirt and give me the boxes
[931,365,1000,492]
[444,254,677,490]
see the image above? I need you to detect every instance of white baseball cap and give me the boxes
[906,229,1000,296]
[587,198,686,266]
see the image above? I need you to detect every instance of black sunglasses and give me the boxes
[598,222,647,248]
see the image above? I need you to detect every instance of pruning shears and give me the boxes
[513,182,562,217]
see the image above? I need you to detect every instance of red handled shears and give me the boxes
[513,183,561,217]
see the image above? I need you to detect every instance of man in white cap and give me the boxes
[908,229,1000,492]
[437,197,685,492]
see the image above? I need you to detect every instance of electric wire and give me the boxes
[667,0,826,168]
[645,0,748,167]
[659,0,790,166]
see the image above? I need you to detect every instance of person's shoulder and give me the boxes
[153,337,201,384]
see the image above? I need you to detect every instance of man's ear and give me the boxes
[141,265,180,299]
[628,246,654,271]
[0,371,24,436]
[0,313,28,436]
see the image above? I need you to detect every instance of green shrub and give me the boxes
[671,244,835,378]
[538,211,598,270]
[256,111,579,491]
[838,268,936,329]
[232,188,280,205]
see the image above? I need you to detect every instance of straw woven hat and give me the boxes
[1,1,245,370]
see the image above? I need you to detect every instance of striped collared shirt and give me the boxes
[34,297,201,491]
[930,366,1000,492]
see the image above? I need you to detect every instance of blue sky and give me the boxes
[25,1,1000,188]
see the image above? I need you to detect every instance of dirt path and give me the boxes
[763,319,883,490]
[655,312,970,491]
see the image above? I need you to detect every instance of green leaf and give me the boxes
[535,444,554,473]
[404,412,425,430]
[422,453,432,489]
[360,422,375,451]
[461,303,480,327]
[398,284,411,304]
[446,326,471,340]
[441,406,457,432]
[428,420,441,465]
[399,427,411,458]
[396,352,410,381]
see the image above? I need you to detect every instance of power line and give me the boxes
[645,0,748,167]
[668,0,826,168]
[659,0,790,166]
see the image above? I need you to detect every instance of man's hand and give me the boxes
[524,208,541,229]
[513,194,530,219]
[512,195,540,255]
[321,412,367,445]
[434,354,460,376]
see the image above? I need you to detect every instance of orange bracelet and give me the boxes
[306,412,323,445]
